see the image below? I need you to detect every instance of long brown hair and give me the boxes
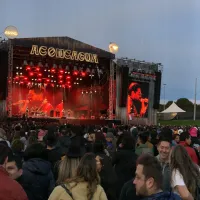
[57,156,80,185]
[170,145,200,197]
[68,153,100,200]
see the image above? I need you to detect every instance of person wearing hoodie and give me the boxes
[134,154,181,200]
[21,143,55,200]
[179,131,199,165]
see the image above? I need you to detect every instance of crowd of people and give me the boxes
[0,119,200,200]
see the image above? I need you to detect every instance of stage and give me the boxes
[0,36,162,125]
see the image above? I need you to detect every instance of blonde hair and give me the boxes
[57,156,80,185]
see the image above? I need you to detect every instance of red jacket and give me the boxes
[0,166,28,200]
[179,141,199,164]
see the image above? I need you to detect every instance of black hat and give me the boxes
[66,143,85,158]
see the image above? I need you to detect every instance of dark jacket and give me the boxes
[141,191,181,200]
[0,167,28,200]
[21,158,55,200]
[97,153,118,200]
[112,149,137,197]
[119,179,140,200]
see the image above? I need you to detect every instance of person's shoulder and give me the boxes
[49,185,70,200]
[171,192,182,200]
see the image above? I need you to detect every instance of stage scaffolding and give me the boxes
[108,60,115,120]
[7,39,13,117]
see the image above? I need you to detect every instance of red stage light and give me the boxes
[73,71,78,76]
[51,84,54,87]
[59,80,63,84]
[20,81,24,84]
[38,73,42,76]
[24,77,28,81]
[51,68,56,73]
[29,72,34,76]
[36,67,40,71]
[68,85,72,88]
[38,78,42,82]
[81,72,86,77]
[59,70,64,73]
[46,79,50,82]
[67,81,70,84]
[26,66,31,71]
[15,76,19,80]
[59,75,63,79]
[66,76,71,79]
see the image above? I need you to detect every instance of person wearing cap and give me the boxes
[0,144,28,200]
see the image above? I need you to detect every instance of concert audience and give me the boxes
[1,118,200,199]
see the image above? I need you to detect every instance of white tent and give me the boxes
[161,102,186,113]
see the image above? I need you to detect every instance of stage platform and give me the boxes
[8,117,121,126]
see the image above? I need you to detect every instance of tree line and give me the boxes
[159,98,199,112]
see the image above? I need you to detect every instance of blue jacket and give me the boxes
[21,158,55,200]
[142,192,182,200]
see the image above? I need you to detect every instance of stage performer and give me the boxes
[127,82,149,118]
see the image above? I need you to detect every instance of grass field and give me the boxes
[158,120,200,126]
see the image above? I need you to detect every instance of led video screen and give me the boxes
[127,81,149,119]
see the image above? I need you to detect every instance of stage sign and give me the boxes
[30,45,99,64]
[127,81,149,119]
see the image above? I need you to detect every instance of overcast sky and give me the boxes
[1,0,200,103]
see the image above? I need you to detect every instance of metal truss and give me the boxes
[109,60,114,120]
[7,40,13,117]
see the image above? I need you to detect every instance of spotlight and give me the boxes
[44,69,47,72]
[68,85,72,89]
[81,72,86,77]
[51,75,54,77]
[24,77,28,81]
[36,67,40,71]
[46,79,50,82]
[67,81,70,84]
[73,71,78,76]
[38,73,42,77]
[74,82,76,84]
[16,72,19,75]
[20,67,22,70]
[68,72,70,74]
[66,76,71,79]
[26,66,31,71]
[80,78,82,81]
[82,91,84,94]
[16,66,19,69]
[77,82,79,85]
[54,80,56,82]
[51,68,56,73]
[48,69,50,72]
[29,72,34,76]
[59,75,63,79]
[59,69,64,74]
[95,90,97,93]
[76,78,79,80]
[20,73,22,75]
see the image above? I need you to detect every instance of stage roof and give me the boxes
[11,36,115,59]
